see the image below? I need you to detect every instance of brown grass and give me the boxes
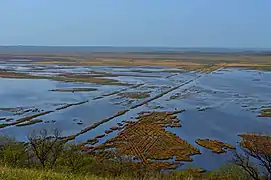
[88,110,199,170]
[93,83,144,100]
[0,101,89,129]
[55,101,88,111]
[16,119,43,127]
[0,70,130,86]
[195,139,235,153]
[239,134,271,154]
[50,88,97,92]
[0,111,54,129]
[118,92,150,99]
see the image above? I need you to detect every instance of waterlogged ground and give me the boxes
[0,63,270,170]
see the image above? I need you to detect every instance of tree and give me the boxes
[27,129,64,169]
[232,134,271,180]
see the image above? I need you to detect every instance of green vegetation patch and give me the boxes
[258,108,271,117]
[0,123,8,128]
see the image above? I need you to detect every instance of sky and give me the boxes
[0,0,271,48]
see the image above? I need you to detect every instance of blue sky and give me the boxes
[0,0,271,48]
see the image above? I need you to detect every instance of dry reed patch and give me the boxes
[195,139,235,153]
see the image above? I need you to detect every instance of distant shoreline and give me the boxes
[0,46,271,55]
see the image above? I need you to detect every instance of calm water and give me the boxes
[0,64,270,170]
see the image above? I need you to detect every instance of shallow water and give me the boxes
[145,68,271,169]
[0,65,270,170]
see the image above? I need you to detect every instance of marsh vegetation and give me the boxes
[0,52,271,179]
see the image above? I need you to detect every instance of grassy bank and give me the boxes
[0,164,252,180]
[0,131,270,180]
[0,166,107,180]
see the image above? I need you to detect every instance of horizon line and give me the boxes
[0,45,271,50]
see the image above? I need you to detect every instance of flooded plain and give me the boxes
[0,63,270,170]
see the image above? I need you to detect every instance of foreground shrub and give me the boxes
[0,135,28,167]
[57,144,92,173]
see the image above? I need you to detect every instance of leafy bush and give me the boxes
[0,142,28,167]
[57,144,92,173]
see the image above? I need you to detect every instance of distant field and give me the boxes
[0,50,271,71]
